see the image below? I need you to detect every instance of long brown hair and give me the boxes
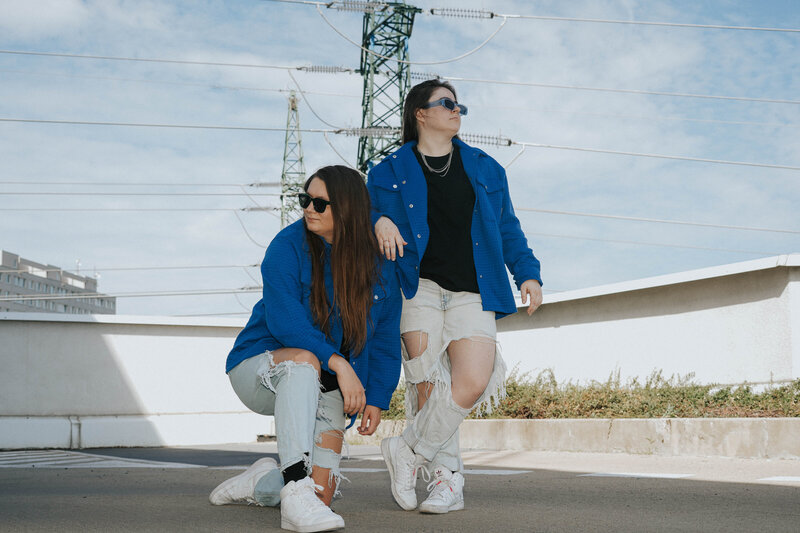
[303,165,380,354]
[401,79,459,144]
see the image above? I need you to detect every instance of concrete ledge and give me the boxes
[0,413,274,449]
[345,418,800,460]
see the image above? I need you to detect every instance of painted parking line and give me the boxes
[758,476,800,482]
[578,472,695,479]
[0,450,203,469]
[0,451,529,475]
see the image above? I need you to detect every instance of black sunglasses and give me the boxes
[297,192,331,213]
[421,97,468,116]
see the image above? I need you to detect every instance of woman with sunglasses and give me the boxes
[367,80,543,514]
[209,165,401,532]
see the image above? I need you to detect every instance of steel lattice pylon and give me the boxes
[356,2,421,173]
[281,91,306,228]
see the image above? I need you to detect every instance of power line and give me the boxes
[315,4,509,66]
[0,192,281,197]
[443,75,800,105]
[3,117,798,171]
[494,12,800,33]
[4,48,796,105]
[0,49,300,71]
[526,231,785,256]
[0,287,262,302]
[1,264,259,274]
[0,68,360,98]
[516,207,800,235]
[264,0,800,33]
[0,180,280,187]
[512,140,800,171]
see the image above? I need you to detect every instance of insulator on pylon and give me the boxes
[429,8,494,19]
[332,1,386,13]
[410,71,442,81]
[461,133,512,147]
[344,127,401,137]
[297,65,354,74]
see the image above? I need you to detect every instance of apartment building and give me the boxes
[0,250,116,314]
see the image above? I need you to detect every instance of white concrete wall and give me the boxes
[0,314,270,449]
[1,254,797,450]
[498,255,799,386]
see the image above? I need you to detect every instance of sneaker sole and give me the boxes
[280,516,344,532]
[208,457,277,505]
[419,500,465,514]
[380,438,417,511]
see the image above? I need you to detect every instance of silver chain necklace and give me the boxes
[420,145,453,176]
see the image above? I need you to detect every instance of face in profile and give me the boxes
[415,86,462,137]
[303,177,335,243]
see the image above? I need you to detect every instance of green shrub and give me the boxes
[382,370,800,419]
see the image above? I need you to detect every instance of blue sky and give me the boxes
[1,0,798,316]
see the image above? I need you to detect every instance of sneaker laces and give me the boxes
[397,444,427,490]
[425,469,454,498]
[294,479,330,513]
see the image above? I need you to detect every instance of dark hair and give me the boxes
[303,165,380,354]
[401,79,458,144]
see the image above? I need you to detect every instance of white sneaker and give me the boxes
[209,457,278,506]
[280,477,345,532]
[381,436,424,511]
[418,467,465,514]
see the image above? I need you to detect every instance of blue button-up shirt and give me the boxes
[226,220,402,410]
[367,138,542,318]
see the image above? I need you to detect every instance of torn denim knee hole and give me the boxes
[257,356,319,393]
[401,330,429,359]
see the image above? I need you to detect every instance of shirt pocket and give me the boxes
[476,176,505,220]
[371,179,408,223]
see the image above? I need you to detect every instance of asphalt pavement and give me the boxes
[1,443,799,532]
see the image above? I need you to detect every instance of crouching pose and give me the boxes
[210,165,401,532]
[367,80,543,514]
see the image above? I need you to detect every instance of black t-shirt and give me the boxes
[413,145,480,294]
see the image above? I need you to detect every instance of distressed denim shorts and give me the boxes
[399,278,505,412]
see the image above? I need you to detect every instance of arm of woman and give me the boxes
[367,167,407,261]
[375,216,406,261]
[329,354,366,416]
[261,235,342,372]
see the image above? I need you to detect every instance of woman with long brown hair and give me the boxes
[209,165,401,532]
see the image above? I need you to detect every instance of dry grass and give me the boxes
[383,370,800,419]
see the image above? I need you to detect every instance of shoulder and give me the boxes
[265,221,307,262]
[455,138,503,172]
[370,142,417,176]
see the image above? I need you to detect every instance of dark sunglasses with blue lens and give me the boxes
[297,192,331,213]
[421,97,468,116]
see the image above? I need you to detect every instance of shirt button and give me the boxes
[417,234,421,238]
[409,204,413,208]
[392,155,397,159]
[475,242,479,246]
[402,180,406,184]
[479,275,483,278]
[374,294,379,300]
[392,184,397,189]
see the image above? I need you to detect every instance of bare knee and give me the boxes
[272,347,321,375]
[292,350,321,373]
[452,373,490,408]
[402,330,428,359]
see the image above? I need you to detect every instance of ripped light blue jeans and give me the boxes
[228,351,347,506]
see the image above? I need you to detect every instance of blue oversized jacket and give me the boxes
[226,220,402,410]
[367,138,542,318]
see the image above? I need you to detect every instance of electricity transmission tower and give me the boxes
[356,2,421,173]
[281,90,306,228]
